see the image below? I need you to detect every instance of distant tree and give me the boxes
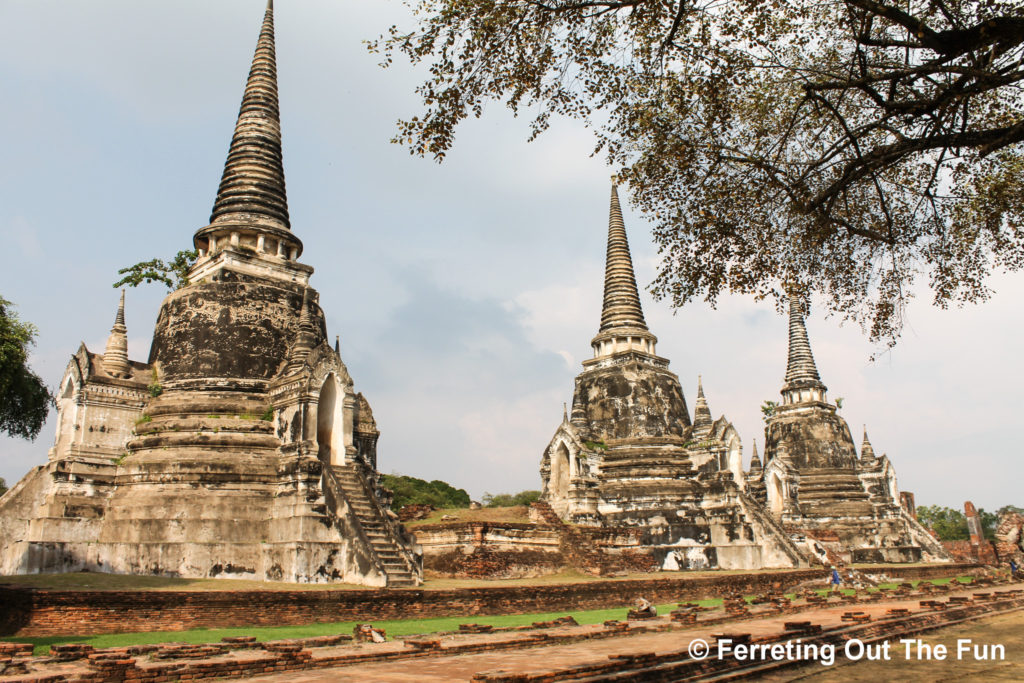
[377,0,1024,347]
[916,504,1001,541]
[380,474,471,510]
[916,505,968,541]
[0,296,51,440]
[0,477,7,496]
[114,250,198,291]
[980,508,1000,540]
[482,490,542,508]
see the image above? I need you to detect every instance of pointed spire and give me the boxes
[286,287,317,369]
[861,426,875,459]
[209,0,289,231]
[334,335,340,355]
[114,288,126,327]
[784,291,821,384]
[298,287,313,330]
[562,402,568,423]
[780,289,827,404]
[749,440,762,471]
[103,290,130,378]
[692,375,713,436]
[599,181,647,333]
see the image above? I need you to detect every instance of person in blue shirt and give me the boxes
[830,567,841,592]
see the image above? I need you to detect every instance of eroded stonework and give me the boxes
[541,185,947,572]
[540,185,808,571]
[744,294,949,565]
[0,2,420,587]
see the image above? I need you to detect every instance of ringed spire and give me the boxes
[780,289,827,405]
[599,181,648,332]
[209,0,289,230]
[103,290,130,379]
[590,179,658,359]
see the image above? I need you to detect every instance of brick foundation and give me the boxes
[0,564,976,637]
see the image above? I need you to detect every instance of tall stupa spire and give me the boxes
[210,0,288,230]
[780,289,827,405]
[103,290,130,378]
[191,0,305,279]
[590,179,657,359]
[599,182,647,333]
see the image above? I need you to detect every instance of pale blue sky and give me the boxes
[0,0,1019,511]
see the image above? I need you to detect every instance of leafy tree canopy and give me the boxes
[114,250,198,291]
[376,0,1024,346]
[482,490,542,507]
[381,474,472,509]
[917,504,1000,540]
[0,297,51,440]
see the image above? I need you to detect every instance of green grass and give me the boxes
[6,598,725,655]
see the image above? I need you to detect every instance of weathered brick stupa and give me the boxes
[0,1,421,587]
[539,183,809,571]
[745,292,949,564]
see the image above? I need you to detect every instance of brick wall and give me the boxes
[942,540,999,565]
[0,563,977,637]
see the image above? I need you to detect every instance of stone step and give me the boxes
[329,465,418,586]
[798,481,869,491]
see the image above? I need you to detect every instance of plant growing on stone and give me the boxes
[114,250,198,292]
[760,401,777,423]
[147,368,163,398]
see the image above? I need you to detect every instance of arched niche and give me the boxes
[728,436,743,481]
[53,376,80,456]
[550,442,571,503]
[317,373,346,466]
[768,472,785,516]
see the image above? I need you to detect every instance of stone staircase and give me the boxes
[329,465,420,587]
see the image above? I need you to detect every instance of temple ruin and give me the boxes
[539,182,948,570]
[538,184,808,571]
[0,1,421,587]
[744,292,949,564]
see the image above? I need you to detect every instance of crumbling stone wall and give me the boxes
[764,408,858,470]
[149,275,324,383]
[995,511,1024,567]
[571,356,690,439]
